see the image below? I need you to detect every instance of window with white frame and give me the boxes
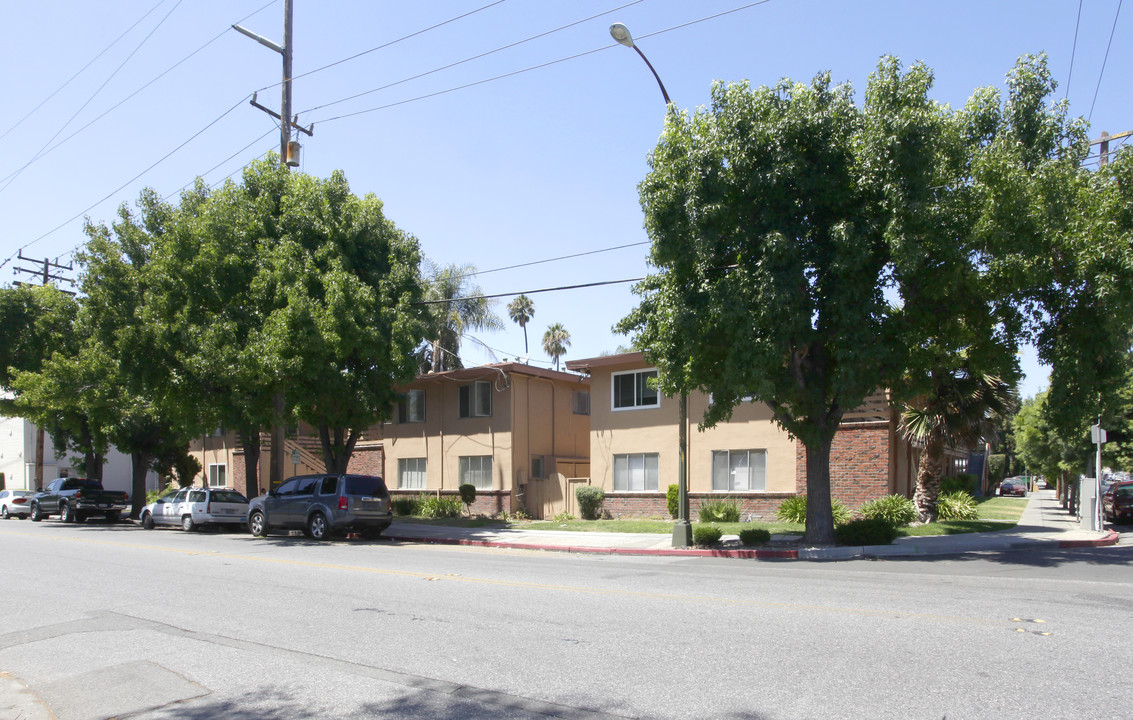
[613,453,659,491]
[458,381,492,418]
[397,389,426,423]
[572,390,590,415]
[208,463,227,488]
[711,450,767,491]
[459,455,493,490]
[398,458,427,489]
[612,369,659,410]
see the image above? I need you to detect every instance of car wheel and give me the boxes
[307,512,329,541]
[60,502,74,523]
[181,515,196,532]
[1,506,8,520]
[141,512,155,530]
[30,503,44,522]
[248,510,267,537]
[105,511,119,524]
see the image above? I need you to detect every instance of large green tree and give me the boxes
[618,56,1096,544]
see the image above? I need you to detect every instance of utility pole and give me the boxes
[13,252,75,490]
[234,0,312,494]
[1089,130,1133,166]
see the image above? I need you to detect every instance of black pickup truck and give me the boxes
[30,478,130,523]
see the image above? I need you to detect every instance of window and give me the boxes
[612,369,659,410]
[458,381,492,418]
[398,458,427,489]
[459,455,493,490]
[531,455,546,479]
[573,390,590,415]
[294,477,318,495]
[397,389,426,423]
[208,464,227,488]
[613,453,659,491]
[711,450,767,491]
[319,476,338,495]
[188,490,205,502]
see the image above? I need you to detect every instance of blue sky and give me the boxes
[1,1,1127,401]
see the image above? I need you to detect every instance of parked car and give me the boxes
[999,477,1028,497]
[247,474,392,541]
[29,478,129,523]
[0,490,34,519]
[141,487,249,531]
[1102,480,1133,523]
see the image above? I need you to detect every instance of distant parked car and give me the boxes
[141,487,249,531]
[999,477,1028,497]
[29,478,129,523]
[247,474,392,541]
[1102,481,1133,523]
[0,490,33,519]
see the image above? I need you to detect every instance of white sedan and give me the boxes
[0,490,33,519]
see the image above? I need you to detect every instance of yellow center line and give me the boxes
[3,529,1012,627]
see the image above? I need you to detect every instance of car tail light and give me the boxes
[13,498,26,505]
[338,496,349,511]
[75,490,83,499]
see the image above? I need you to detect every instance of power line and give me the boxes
[298,0,645,117]
[1088,0,1123,123]
[1064,0,1083,101]
[414,275,645,305]
[0,0,278,192]
[0,0,169,143]
[311,0,772,125]
[0,0,187,196]
[462,241,650,279]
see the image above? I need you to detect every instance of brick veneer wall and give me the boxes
[795,421,891,508]
[603,492,798,521]
[389,489,513,516]
[347,445,385,478]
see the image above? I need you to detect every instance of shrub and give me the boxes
[834,517,899,546]
[738,528,771,546]
[776,495,851,525]
[391,496,419,516]
[667,484,679,519]
[858,494,917,527]
[693,525,723,546]
[576,485,605,520]
[458,483,477,514]
[698,497,742,523]
[987,454,1007,484]
[419,495,463,519]
[935,490,978,521]
[940,474,979,496]
[553,511,576,522]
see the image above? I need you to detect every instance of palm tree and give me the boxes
[542,323,571,371]
[507,294,535,357]
[899,366,1018,521]
[420,262,504,372]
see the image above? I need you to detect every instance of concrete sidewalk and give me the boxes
[384,489,1121,560]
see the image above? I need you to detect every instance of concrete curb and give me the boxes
[1058,530,1121,548]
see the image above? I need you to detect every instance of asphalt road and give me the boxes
[1,519,1131,720]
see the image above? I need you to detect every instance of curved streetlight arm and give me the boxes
[632,45,672,106]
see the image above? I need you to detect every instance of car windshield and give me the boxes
[1116,486,1133,498]
[211,491,248,503]
[344,476,387,496]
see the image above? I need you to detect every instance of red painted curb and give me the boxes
[1058,530,1121,548]
[384,535,798,559]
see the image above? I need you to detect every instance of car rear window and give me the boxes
[211,491,248,503]
[344,475,387,496]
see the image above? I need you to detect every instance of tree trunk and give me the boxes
[269,391,285,492]
[913,438,945,522]
[803,434,836,545]
[240,431,261,498]
[319,425,359,474]
[129,451,151,518]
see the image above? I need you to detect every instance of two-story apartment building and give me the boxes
[381,362,591,518]
[566,352,940,519]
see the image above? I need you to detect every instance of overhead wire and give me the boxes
[311,0,771,124]
[1088,0,1123,123]
[0,0,188,196]
[298,0,646,117]
[0,0,278,191]
[0,0,170,143]
[1064,0,1083,101]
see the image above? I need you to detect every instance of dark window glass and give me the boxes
[319,477,338,495]
[210,491,248,504]
[345,475,387,496]
[276,479,299,495]
[188,491,205,502]
[295,477,318,495]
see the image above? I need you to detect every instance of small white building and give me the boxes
[0,415,158,494]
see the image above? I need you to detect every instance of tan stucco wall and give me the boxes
[586,357,797,494]
[382,369,590,493]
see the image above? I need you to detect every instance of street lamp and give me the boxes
[609,22,692,548]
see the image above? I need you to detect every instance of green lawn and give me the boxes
[392,496,1030,539]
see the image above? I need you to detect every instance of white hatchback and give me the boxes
[141,487,249,531]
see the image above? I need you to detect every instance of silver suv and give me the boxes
[247,474,392,540]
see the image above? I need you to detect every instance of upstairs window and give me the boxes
[572,390,590,415]
[397,389,426,423]
[459,381,492,418]
[612,369,659,410]
[208,464,226,488]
